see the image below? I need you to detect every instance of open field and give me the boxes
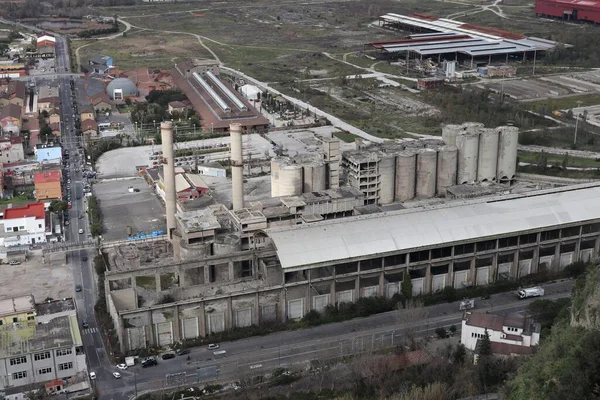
[518,150,600,168]
[84,0,600,140]
[77,30,214,71]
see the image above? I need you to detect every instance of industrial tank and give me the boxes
[477,128,499,182]
[270,158,283,197]
[442,124,462,146]
[436,145,458,196]
[461,122,484,134]
[496,125,519,182]
[378,153,396,204]
[395,150,416,202]
[302,160,327,193]
[213,234,242,256]
[416,148,437,198]
[278,164,303,196]
[456,132,480,184]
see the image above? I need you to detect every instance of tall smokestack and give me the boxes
[161,121,177,238]
[230,123,244,210]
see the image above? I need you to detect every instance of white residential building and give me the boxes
[461,312,541,357]
[0,137,25,164]
[1,203,47,246]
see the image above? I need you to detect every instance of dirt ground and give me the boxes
[0,250,73,301]
[78,30,214,71]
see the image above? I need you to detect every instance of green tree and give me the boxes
[401,272,413,300]
[562,152,569,169]
[453,343,467,365]
[48,200,68,214]
[478,328,492,356]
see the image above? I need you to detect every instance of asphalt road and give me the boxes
[98,279,573,399]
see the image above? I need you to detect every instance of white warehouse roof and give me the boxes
[267,183,600,270]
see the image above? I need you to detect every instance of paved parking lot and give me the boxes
[0,250,73,301]
[94,177,165,241]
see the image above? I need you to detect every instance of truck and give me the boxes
[517,287,544,300]
[459,299,475,311]
[125,356,136,367]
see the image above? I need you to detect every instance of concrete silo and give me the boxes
[456,132,480,184]
[477,128,499,182]
[278,164,303,196]
[496,125,519,182]
[462,122,485,134]
[378,153,396,204]
[442,124,462,146]
[271,158,283,197]
[436,145,458,196]
[416,148,438,198]
[302,160,327,193]
[395,150,417,202]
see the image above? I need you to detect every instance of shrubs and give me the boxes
[87,196,104,237]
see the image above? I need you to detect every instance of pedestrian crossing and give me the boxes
[82,327,99,335]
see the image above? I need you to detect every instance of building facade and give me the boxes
[1,203,47,246]
[461,312,540,353]
[0,297,86,392]
[104,183,600,352]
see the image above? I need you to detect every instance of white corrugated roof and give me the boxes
[175,173,191,192]
[267,184,600,270]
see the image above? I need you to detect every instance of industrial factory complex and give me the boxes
[373,13,558,66]
[535,0,600,24]
[101,121,600,351]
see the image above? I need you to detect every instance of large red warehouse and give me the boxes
[535,0,600,24]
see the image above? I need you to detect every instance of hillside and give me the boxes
[505,263,600,399]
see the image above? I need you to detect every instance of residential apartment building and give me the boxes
[1,203,47,246]
[0,137,24,164]
[461,311,540,357]
[34,170,62,201]
[0,296,86,392]
[0,104,22,135]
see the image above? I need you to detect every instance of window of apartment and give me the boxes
[582,223,600,235]
[540,229,560,242]
[384,254,406,267]
[454,243,474,256]
[561,226,581,238]
[34,351,51,361]
[27,316,34,321]
[56,348,72,357]
[12,227,17,232]
[38,367,52,375]
[409,250,429,263]
[19,226,24,230]
[431,246,452,259]
[58,362,73,371]
[0,320,3,326]
[12,371,27,380]
[476,240,496,252]
[10,356,26,365]
[519,233,538,245]
[38,224,42,228]
[12,317,18,323]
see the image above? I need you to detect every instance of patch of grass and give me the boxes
[524,93,600,112]
[519,127,600,152]
[518,150,600,168]
[332,129,359,143]
[136,276,157,291]
[517,164,600,179]
[345,54,375,69]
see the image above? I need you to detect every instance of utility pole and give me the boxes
[574,100,583,145]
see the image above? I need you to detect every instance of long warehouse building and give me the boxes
[104,183,600,350]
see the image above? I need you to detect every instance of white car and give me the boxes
[78,229,84,234]
[116,363,128,370]
[207,343,220,350]
[89,372,96,380]
[112,372,121,379]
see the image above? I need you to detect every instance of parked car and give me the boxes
[176,348,190,356]
[75,285,82,292]
[207,344,220,350]
[116,363,128,370]
[161,353,176,360]
[9,260,20,265]
[142,358,157,368]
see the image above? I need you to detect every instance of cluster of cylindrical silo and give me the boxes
[442,123,519,184]
[271,157,327,197]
